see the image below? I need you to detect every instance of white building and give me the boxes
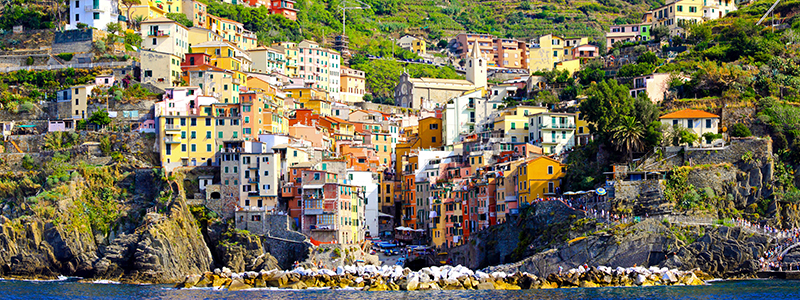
[347,171,379,237]
[443,89,484,146]
[630,73,671,103]
[529,112,577,155]
[68,0,119,30]
[220,141,282,212]
[659,109,721,146]
[140,17,190,59]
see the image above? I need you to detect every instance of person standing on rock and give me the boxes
[558,266,563,275]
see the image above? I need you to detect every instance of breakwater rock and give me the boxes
[176,264,710,291]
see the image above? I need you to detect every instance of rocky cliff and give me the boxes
[458,201,773,279]
[0,160,305,283]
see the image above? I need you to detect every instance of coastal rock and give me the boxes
[228,278,252,291]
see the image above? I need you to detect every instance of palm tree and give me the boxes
[611,116,646,161]
[131,15,147,32]
[121,0,141,29]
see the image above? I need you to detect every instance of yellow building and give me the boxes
[493,105,547,144]
[555,59,581,76]
[182,0,207,28]
[576,110,592,146]
[520,156,566,203]
[187,27,224,48]
[185,66,240,103]
[158,114,217,171]
[127,0,184,20]
[651,0,737,36]
[340,67,365,103]
[272,41,298,76]
[191,40,251,73]
[140,49,183,90]
[412,39,426,55]
[528,34,565,72]
[207,16,258,50]
[419,117,443,149]
[284,86,330,115]
[263,109,288,134]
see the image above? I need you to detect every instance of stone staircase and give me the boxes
[633,185,673,216]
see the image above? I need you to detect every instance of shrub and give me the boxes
[21,155,35,170]
[25,56,34,65]
[702,132,723,143]
[56,53,74,61]
[730,123,752,137]
[16,102,35,114]
[94,40,107,52]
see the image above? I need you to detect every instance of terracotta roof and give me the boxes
[659,109,719,119]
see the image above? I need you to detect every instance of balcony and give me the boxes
[148,30,169,37]
[163,137,181,144]
[84,5,103,12]
[305,208,323,215]
[232,78,241,84]
[248,177,259,184]
[164,124,181,131]
[311,224,337,231]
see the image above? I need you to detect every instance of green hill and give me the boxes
[206,0,663,53]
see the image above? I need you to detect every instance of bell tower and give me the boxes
[466,41,487,88]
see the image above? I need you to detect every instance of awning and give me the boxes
[303,184,324,189]
[378,212,394,218]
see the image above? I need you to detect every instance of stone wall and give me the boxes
[52,29,96,54]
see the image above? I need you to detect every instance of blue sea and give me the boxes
[0,278,797,299]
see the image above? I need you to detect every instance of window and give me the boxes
[687,119,694,128]
[191,131,196,138]
[548,166,553,175]
[677,5,683,12]
[206,131,211,138]
[431,136,436,143]
[705,119,712,128]
[75,14,79,21]
[152,38,157,45]
[191,144,196,152]
[673,120,678,126]
[206,144,211,152]
[181,144,186,152]
[93,12,99,19]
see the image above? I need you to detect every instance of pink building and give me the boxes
[297,40,341,100]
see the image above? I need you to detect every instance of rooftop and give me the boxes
[659,109,720,119]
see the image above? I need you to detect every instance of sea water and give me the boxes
[0,278,797,299]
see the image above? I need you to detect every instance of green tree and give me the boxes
[617,63,655,77]
[579,79,636,137]
[166,13,193,28]
[88,109,112,127]
[106,22,122,35]
[730,123,752,137]
[651,25,670,42]
[633,93,659,125]
[611,116,646,161]
[637,52,659,65]
[578,66,605,85]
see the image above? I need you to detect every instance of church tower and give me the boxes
[466,41,487,88]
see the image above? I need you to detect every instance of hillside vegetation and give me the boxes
[204,0,662,52]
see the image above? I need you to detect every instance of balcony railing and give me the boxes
[148,30,169,37]
[164,124,181,131]
[84,5,103,12]
[163,137,180,144]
